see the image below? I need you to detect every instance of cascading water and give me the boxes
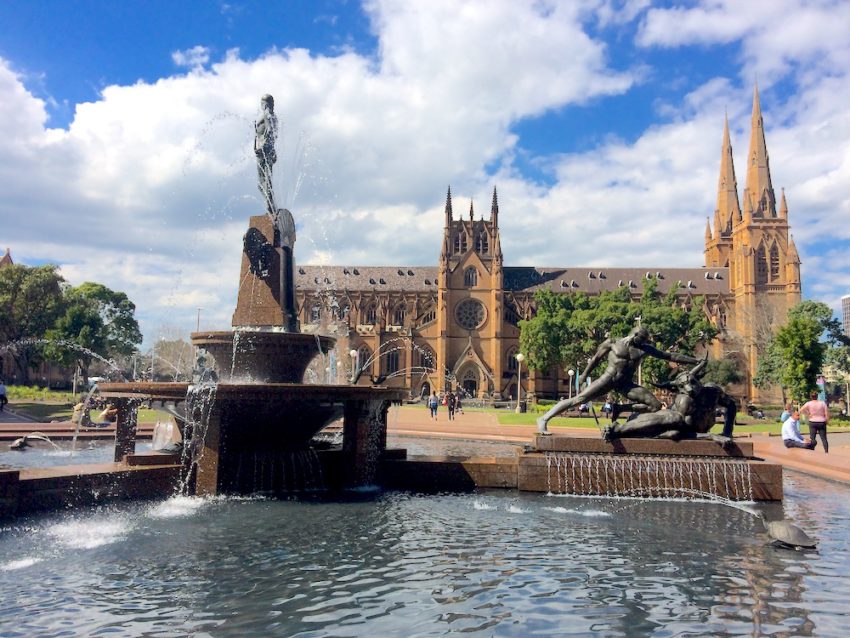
[544,452,755,501]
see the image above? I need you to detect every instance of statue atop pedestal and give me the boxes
[232,94,298,331]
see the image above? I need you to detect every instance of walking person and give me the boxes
[0,380,7,412]
[801,391,830,453]
[428,391,439,420]
[446,390,456,421]
[781,410,815,450]
[454,393,463,415]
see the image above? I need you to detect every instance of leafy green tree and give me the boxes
[45,282,142,383]
[774,316,825,402]
[0,264,65,383]
[757,301,849,402]
[519,280,717,393]
[826,345,850,412]
[703,358,745,387]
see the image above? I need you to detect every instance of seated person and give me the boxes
[71,402,92,427]
[781,411,815,450]
[99,404,119,422]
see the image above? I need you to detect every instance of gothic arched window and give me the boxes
[506,347,519,371]
[770,244,781,281]
[357,345,372,370]
[464,267,478,287]
[384,350,400,375]
[365,303,378,324]
[393,304,406,326]
[417,345,436,370]
[454,233,468,254]
[756,244,768,285]
[475,233,489,254]
[310,302,321,323]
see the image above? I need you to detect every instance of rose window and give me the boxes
[455,299,486,330]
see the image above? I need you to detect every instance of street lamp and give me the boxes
[568,369,575,399]
[515,353,525,413]
[349,349,358,383]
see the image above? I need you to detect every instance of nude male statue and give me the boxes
[255,94,278,216]
[536,326,698,433]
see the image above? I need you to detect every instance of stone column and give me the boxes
[113,398,139,462]
[342,398,389,486]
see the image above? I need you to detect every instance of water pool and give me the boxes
[0,471,847,637]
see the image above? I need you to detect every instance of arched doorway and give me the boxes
[460,367,479,399]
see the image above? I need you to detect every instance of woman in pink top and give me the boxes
[800,391,829,453]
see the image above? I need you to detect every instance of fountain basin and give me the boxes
[190,330,335,383]
[98,382,406,495]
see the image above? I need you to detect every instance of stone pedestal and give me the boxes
[519,434,783,501]
[231,215,297,330]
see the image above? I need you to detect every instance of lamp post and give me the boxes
[349,349,358,383]
[635,315,643,386]
[515,353,525,413]
[568,369,575,399]
[196,307,202,332]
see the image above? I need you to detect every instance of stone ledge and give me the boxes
[533,435,754,458]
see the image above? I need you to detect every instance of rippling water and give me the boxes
[0,471,848,637]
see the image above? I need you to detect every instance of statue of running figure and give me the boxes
[536,326,699,433]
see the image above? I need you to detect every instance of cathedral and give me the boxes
[295,86,801,403]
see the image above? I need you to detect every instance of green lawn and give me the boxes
[494,410,850,434]
[9,401,163,423]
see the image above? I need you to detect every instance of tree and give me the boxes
[703,358,745,387]
[826,345,850,412]
[757,301,849,403]
[45,282,142,384]
[0,264,65,383]
[519,280,717,395]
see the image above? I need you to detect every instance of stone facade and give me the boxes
[295,87,800,403]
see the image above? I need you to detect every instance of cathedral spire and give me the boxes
[743,82,776,217]
[705,217,713,242]
[469,199,474,221]
[779,187,788,219]
[490,186,499,227]
[715,113,742,232]
[787,234,801,264]
[444,186,453,227]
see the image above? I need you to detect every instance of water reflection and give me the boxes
[0,472,845,636]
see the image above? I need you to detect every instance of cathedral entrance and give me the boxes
[460,367,479,399]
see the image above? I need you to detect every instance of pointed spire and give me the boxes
[444,186,453,227]
[490,186,499,226]
[787,235,800,264]
[779,187,788,219]
[469,199,474,221]
[715,113,742,231]
[743,82,776,217]
[705,217,713,242]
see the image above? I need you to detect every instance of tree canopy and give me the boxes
[755,300,850,403]
[45,282,143,382]
[0,264,65,383]
[519,280,717,386]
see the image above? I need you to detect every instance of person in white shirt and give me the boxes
[782,411,815,450]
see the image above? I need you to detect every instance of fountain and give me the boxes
[96,94,405,496]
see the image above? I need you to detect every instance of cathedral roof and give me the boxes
[295,264,730,296]
[296,265,440,293]
[503,267,730,295]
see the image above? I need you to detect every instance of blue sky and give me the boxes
[0,0,848,347]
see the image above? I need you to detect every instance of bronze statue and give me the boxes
[602,356,737,443]
[536,326,698,433]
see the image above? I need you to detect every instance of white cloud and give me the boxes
[172,46,211,71]
[0,0,848,343]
